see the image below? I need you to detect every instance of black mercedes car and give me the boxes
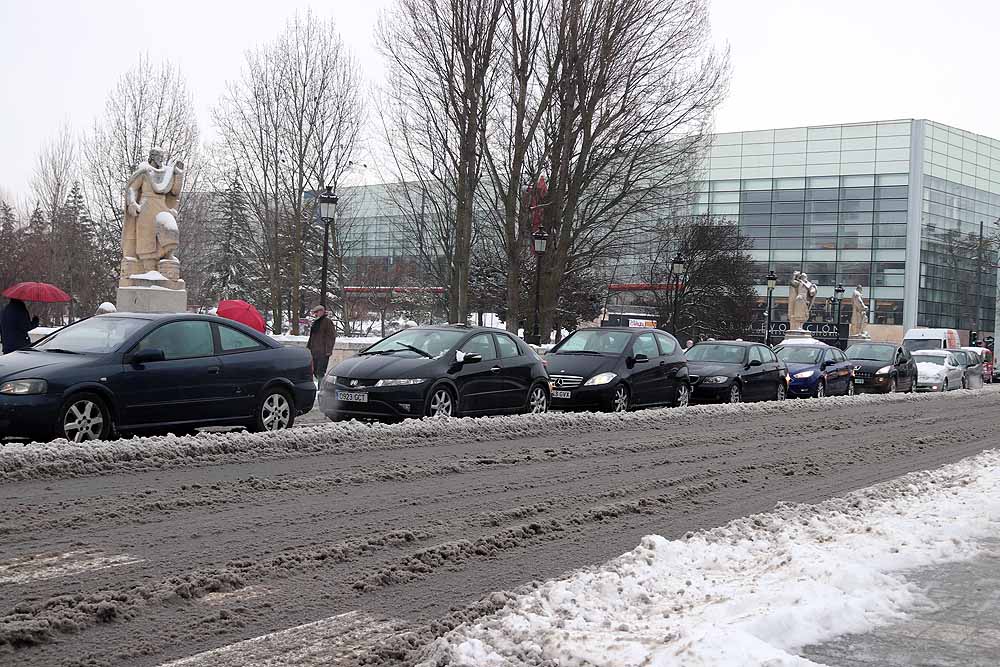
[545,327,689,413]
[844,342,916,393]
[686,340,788,403]
[0,313,315,442]
[318,325,549,421]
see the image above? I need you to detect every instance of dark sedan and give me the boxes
[318,325,549,421]
[0,313,315,442]
[844,342,916,393]
[775,342,854,398]
[546,327,689,413]
[687,341,788,403]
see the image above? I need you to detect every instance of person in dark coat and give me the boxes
[306,305,337,381]
[1,299,39,355]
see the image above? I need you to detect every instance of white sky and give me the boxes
[1,0,998,203]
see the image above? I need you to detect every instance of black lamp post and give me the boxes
[530,229,548,345]
[834,283,845,345]
[318,186,339,308]
[765,269,777,345]
[670,253,686,336]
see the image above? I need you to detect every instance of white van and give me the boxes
[902,328,961,353]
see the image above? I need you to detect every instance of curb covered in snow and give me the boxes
[0,387,995,482]
[414,448,1000,666]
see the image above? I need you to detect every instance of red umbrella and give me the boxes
[217,300,266,333]
[2,282,72,303]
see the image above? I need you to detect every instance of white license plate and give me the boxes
[552,390,572,399]
[854,378,864,384]
[336,391,369,403]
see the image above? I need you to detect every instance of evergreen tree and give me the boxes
[204,177,261,306]
[0,200,20,290]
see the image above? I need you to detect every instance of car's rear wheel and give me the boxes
[525,384,548,414]
[250,388,295,432]
[426,386,456,418]
[611,385,630,413]
[673,383,690,408]
[728,384,742,404]
[59,393,113,443]
[815,381,826,399]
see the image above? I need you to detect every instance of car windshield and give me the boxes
[845,344,894,362]
[552,330,630,355]
[776,346,824,364]
[903,339,942,352]
[363,329,465,359]
[686,344,746,364]
[948,351,969,365]
[33,317,148,354]
[913,354,945,366]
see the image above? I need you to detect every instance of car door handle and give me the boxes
[490,366,501,373]
[207,366,220,375]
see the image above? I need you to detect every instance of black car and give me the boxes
[844,342,916,393]
[318,325,549,421]
[0,313,315,442]
[686,340,788,403]
[545,327,689,413]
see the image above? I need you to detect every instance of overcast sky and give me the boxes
[1,0,997,203]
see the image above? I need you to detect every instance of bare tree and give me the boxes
[30,123,79,218]
[213,11,364,334]
[377,0,504,323]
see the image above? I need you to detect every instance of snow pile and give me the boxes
[417,449,1000,667]
[774,337,828,347]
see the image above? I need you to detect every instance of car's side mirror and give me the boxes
[633,353,649,364]
[748,359,763,367]
[455,350,482,364]
[131,348,166,365]
[821,360,832,369]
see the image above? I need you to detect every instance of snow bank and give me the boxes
[1,387,994,482]
[416,448,1000,667]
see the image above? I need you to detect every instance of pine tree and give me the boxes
[0,200,20,290]
[204,177,260,306]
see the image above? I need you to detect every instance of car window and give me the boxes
[460,333,497,361]
[749,346,764,364]
[633,333,658,358]
[761,346,778,363]
[686,343,746,363]
[495,334,520,359]
[654,332,677,355]
[835,349,847,362]
[555,329,630,354]
[776,346,823,364]
[218,325,262,353]
[34,317,147,354]
[136,321,214,360]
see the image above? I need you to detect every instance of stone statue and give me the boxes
[788,270,817,330]
[850,284,870,338]
[119,147,185,289]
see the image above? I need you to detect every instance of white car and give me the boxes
[912,350,965,392]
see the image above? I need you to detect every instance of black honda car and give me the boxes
[0,313,315,442]
[844,342,916,393]
[687,340,788,403]
[318,325,549,421]
[545,327,689,412]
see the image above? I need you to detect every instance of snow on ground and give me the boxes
[416,448,1000,667]
[1,387,996,482]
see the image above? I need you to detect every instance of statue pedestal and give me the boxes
[116,270,187,314]
[777,328,814,345]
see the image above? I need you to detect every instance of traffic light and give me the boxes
[970,330,978,346]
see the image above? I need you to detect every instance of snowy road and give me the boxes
[1,389,998,666]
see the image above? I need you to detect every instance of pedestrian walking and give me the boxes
[306,305,337,381]
[1,298,39,354]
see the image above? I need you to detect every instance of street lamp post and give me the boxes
[670,253,686,337]
[318,186,339,308]
[765,269,777,346]
[530,229,548,345]
[834,283,845,347]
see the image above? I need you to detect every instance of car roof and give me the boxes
[575,327,651,333]
[914,349,950,356]
[411,324,511,334]
[848,341,895,347]
[692,340,759,347]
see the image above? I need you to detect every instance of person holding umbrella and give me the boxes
[307,305,337,382]
[1,298,39,354]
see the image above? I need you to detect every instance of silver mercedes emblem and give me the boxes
[555,378,564,387]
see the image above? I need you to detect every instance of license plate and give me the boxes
[552,390,572,399]
[336,391,368,403]
[854,378,864,384]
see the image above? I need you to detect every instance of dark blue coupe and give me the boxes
[0,313,315,442]
[774,342,854,398]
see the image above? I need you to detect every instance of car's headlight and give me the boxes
[875,365,892,375]
[584,372,617,386]
[702,375,730,384]
[0,379,47,395]
[374,378,426,387]
[793,370,815,379]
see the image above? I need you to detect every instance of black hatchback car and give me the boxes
[844,342,916,393]
[686,340,788,403]
[319,325,549,421]
[545,327,689,412]
[0,313,315,442]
